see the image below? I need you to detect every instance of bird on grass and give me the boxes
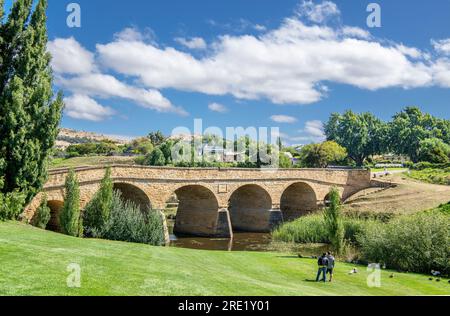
[389,273,394,279]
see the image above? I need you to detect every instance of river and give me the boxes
[167,220,330,255]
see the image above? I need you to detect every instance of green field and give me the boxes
[407,168,450,185]
[370,168,408,173]
[50,156,137,169]
[0,222,448,296]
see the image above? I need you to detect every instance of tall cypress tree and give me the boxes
[83,168,113,235]
[0,0,63,209]
[60,170,82,237]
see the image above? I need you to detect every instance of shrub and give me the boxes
[0,190,25,221]
[32,195,51,229]
[98,191,165,246]
[273,214,328,244]
[60,170,83,237]
[418,138,450,164]
[273,213,377,245]
[83,168,113,236]
[323,187,345,253]
[357,212,450,275]
[145,148,166,166]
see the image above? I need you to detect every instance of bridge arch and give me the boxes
[46,200,64,232]
[280,182,318,221]
[113,182,152,212]
[173,185,221,237]
[228,184,273,232]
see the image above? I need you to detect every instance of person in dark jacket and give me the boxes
[316,253,329,282]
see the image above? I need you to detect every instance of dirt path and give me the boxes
[343,174,450,214]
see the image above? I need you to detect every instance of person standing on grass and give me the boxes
[326,252,336,282]
[316,253,329,282]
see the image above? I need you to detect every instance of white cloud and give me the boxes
[395,44,423,59]
[175,37,207,50]
[51,1,450,114]
[47,37,95,75]
[341,26,370,39]
[48,37,188,119]
[270,115,298,124]
[64,95,115,122]
[282,120,326,145]
[432,58,450,87]
[432,38,450,55]
[56,73,187,115]
[296,0,340,23]
[114,27,157,44]
[304,120,325,138]
[254,24,267,32]
[208,102,228,113]
[96,13,435,105]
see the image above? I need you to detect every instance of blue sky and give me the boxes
[4,0,450,144]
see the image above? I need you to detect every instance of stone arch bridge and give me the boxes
[24,166,371,238]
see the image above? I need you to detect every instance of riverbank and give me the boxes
[0,221,448,296]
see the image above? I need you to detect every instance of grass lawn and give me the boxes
[370,168,408,173]
[0,221,448,296]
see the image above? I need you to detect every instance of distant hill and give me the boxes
[56,128,130,149]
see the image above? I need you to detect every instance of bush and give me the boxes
[96,191,165,246]
[0,190,25,221]
[66,142,119,157]
[83,168,113,236]
[273,212,377,245]
[418,138,450,164]
[357,212,450,275]
[32,195,51,229]
[60,170,83,237]
[145,148,166,166]
[273,214,328,244]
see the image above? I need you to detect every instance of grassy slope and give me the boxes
[50,156,137,169]
[344,174,450,214]
[0,222,448,296]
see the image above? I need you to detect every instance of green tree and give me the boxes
[31,194,51,229]
[127,137,154,155]
[323,187,345,254]
[299,141,347,168]
[0,0,63,205]
[60,170,82,237]
[389,107,445,162]
[418,138,450,163]
[279,153,292,168]
[145,148,166,166]
[325,111,386,166]
[159,140,176,164]
[148,131,166,147]
[83,168,113,235]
